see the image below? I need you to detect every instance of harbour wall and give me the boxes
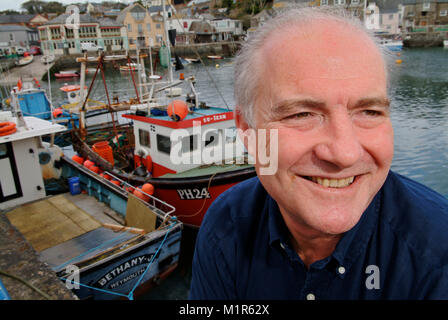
[42,41,242,81]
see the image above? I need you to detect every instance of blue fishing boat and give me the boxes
[1,114,183,300]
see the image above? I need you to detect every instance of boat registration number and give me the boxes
[177,188,211,200]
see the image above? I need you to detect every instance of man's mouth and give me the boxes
[302,176,357,188]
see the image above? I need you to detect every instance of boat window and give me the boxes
[0,144,7,157]
[225,127,237,144]
[139,129,150,148]
[182,134,199,153]
[157,134,171,154]
[204,129,220,148]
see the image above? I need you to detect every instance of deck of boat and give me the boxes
[5,193,123,253]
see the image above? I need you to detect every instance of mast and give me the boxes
[79,52,87,131]
[161,0,173,83]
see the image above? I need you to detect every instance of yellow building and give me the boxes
[117,3,166,49]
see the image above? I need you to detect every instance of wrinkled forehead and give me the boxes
[259,19,386,82]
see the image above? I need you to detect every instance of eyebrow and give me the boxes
[353,97,391,109]
[271,98,326,118]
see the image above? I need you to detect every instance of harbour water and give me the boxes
[2,48,447,299]
[40,49,447,199]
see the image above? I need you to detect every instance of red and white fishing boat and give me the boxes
[69,1,255,228]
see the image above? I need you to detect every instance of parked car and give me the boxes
[81,42,103,52]
[29,46,41,55]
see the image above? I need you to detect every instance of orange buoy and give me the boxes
[133,186,149,201]
[103,173,112,180]
[179,73,184,80]
[0,122,17,136]
[167,100,189,122]
[83,159,95,168]
[141,183,154,196]
[110,180,121,186]
[53,108,63,118]
[90,165,100,173]
[72,154,84,164]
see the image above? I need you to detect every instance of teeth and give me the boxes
[309,176,355,188]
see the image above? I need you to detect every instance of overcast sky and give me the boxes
[0,0,131,12]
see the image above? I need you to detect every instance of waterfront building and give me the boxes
[117,3,166,49]
[0,25,39,55]
[210,18,244,41]
[364,1,402,35]
[38,13,128,56]
[166,16,202,44]
[402,0,448,32]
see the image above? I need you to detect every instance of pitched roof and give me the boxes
[45,13,99,25]
[0,25,34,32]
[189,20,216,33]
[0,14,35,24]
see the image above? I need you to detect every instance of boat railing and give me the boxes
[103,171,176,221]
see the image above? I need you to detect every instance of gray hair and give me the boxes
[234,6,392,128]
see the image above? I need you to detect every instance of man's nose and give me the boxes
[313,113,363,169]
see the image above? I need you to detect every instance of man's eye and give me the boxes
[288,112,313,119]
[362,109,383,117]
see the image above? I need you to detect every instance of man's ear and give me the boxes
[234,107,250,132]
[234,107,255,155]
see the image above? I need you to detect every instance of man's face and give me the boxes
[238,22,394,236]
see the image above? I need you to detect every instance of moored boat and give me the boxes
[15,55,33,66]
[0,113,183,300]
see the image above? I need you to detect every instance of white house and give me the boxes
[166,17,201,44]
[210,19,243,41]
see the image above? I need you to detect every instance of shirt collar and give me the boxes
[267,187,381,274]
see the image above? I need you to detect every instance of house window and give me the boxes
[321,0,328,5]
[128,24,132,32]
[334,0,345,5]
[147,23,151,32]
[156,24,161,29]
[423,3,430,10]
[138,24,143,33]
[139,129,150,148]
[389,14,393,20]
[9,33,14,41]
[440,10,448,17]
[131,12,146,20]
[156,134,171,154]
[351,0,359,4]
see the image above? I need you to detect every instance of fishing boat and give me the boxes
[120,63,142,71]
[11,78,79,129]
[207,55,223,60]
[41,54,55,64]
[379,38,403,52]
[0,113,182,300]
[69,3,255,229]
[15,55,33,66]
[184,58,200,64]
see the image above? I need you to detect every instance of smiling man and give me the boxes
[189,8,448,299]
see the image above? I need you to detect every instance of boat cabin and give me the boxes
[0,114,66,210]
[122,106,244,178]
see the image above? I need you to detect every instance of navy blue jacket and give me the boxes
[189,171,448,299]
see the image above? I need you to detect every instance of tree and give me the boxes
[21,0,45,14]
[44,2,66,14]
